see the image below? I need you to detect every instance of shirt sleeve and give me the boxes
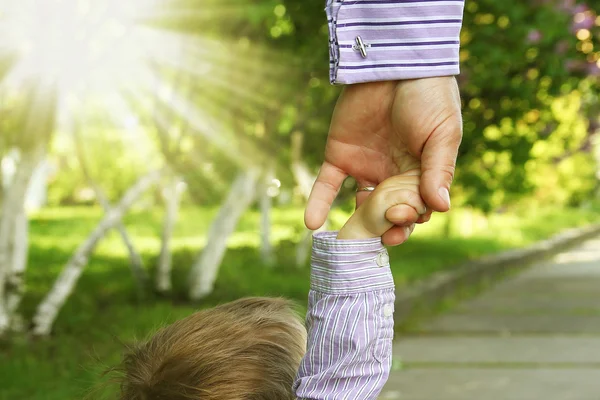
[326,0,465,84]
[293,232,395,400]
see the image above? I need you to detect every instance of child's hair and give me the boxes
[115,297,307,400]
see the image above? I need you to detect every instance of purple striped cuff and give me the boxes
[326,0,465,84]
[311,232,394,294]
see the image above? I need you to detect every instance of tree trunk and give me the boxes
[592,132,600,199]
[295,220,330,268]
[72,126,149,294]
[444,210,454,238]
[0,145,43,334]
[156,177,185,294]
[92,187,150,296]
[291,159,329,268]
[188,168,260,301]
[259,169,275,267]
[6,210,28,332]
[25,159,51,211]
[291,131,315,200]
[295,229,312,268]
[116,215,149,294]
[31,170,161,336]
[290,131,330,266]
[292,162,315,201]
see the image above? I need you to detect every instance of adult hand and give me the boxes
[304,77,462,246]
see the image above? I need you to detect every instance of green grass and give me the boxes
[1,204,599,399]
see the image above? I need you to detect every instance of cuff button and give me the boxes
[383,304,394,318]
[376,251,389,267]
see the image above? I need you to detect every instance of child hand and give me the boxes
[337,170,426,240]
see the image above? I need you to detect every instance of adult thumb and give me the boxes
[420,116,462,212]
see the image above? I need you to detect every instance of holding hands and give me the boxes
[305,77,463,245]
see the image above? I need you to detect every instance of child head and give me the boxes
[116,297,306,400]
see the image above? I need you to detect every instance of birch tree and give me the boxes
[31,170,161,336]
[291,132,329,267]
[72,126,150,294]
[188,168,260,300]
[592,131,600,199]
[259,167,275,266]
[0,85,54,335]
[0,145,45,333]
[156,176,185,294]
[5,189,31,332]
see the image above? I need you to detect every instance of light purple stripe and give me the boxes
[343,0,461,3]
[336,66,459,84]
[339,40,459,48]
[339,61,458,69]
[338,18,462,27]
[312,277,393,287]
[312,255,379,264]
[337,26,462,41]
[312,274,391,284]
[341,5,464,19]
[339,48,460,65]
[311,264,383,274]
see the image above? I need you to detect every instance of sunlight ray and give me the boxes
[140,4,271,23]
[0,0,291,173]
[127,76,267,169]
[138,27,295,83]
[153,63,281,111]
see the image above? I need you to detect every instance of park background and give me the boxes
[0,0,600,398]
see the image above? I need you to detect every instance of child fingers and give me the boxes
[385,204,420,226]
[383,188,427,222]
[381,223,416,246]
[416,209,433,224]
[385,188,427,216]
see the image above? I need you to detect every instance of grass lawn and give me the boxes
[1,204,599,399]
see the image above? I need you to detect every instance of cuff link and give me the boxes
[376,251,389,268]
[353,36,370,59]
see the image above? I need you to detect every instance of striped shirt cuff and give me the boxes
[311,231,394,294]
[326,0,465,84]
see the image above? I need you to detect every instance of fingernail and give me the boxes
[403,226,411,237]
[438,187,451,209]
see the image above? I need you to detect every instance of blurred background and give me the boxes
[0,0,599,398]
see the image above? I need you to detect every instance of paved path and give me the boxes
[382,234,600,400]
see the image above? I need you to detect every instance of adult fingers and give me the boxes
[304,161,347,230]
[419,116,462,212]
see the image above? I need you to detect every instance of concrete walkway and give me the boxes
[382,234,600,400]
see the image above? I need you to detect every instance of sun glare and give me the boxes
[0,0,294,168]
[0,0,170,96]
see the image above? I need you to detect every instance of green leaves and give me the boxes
[455,0,600,211]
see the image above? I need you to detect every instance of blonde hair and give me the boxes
[116,297,306,400]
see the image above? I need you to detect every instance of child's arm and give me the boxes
[293,232,395,400]
[294,175,424,400]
